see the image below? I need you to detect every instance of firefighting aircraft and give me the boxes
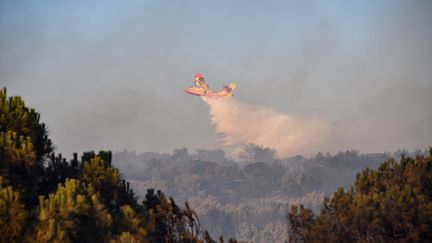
[185,73,237,98]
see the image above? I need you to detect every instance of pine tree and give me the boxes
[114,204,148,241]
[0,87,221,242]
[0,88,53,206]
[288,149,432,242]
[0,178,28,243]
[30,179,112,242]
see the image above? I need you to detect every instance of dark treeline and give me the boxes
[113,144,427,241]
[0,88,235,243]
[289,150,432,242]
[114,145,427,200]
[113,147,390,200]
[2,87,430,242]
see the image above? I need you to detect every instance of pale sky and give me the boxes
[1,0,431,157]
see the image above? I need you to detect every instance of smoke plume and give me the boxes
[202,97,330,157]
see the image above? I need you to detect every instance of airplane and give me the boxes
[185,82,236,98]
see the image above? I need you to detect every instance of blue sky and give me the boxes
[1,0,431,156]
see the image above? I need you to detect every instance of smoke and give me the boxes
[1,1,431,156]
[202,97,330,157]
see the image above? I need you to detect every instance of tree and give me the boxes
[0,88,54,207]
[0,178,28,243]
[288,150,432,242]
[143,189,203,242]
[288,204,315,242]
[30,179,112,242]
[0,87,222,242]
[113,204,148,242]
[238,143,277,163]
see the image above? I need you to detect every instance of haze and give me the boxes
[1,0,431,157]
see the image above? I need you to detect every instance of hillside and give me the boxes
[112,146,425,241]
[1,87,429,242]
[289,150,432,242]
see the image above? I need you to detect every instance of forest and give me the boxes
[1,86,430,242]
[113,145,426,241]
[0,88,226,242]
[288,151,432,242]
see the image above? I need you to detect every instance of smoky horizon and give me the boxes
[1,0,431,157]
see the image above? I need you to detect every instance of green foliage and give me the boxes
[110,231,141,243]
[288,151,432,242]
[7,86,431,243]
[38,153,80,198]
[0,88,53,161]
[0,131,35,167]
[113,205,148,242]
[0,88,53,206]
[288,205,315,243]
[81,151,137,209]
[81,156,120,203]
[143,189,202,242]
[0,131,36,196]
[0,88,220,242]
[0,178,28,243]
[31,179,112,242]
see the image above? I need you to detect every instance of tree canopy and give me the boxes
[288,150,432,242]
[0,88,227,242]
